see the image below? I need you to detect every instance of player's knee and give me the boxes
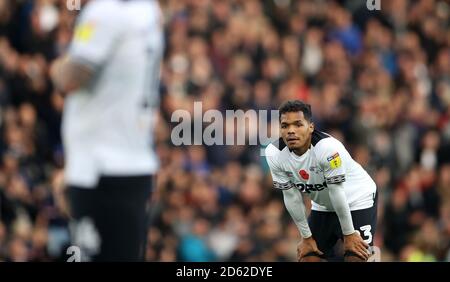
[300,256,323,262]
[299,252,324,262]
[344,252,367,262]
[344,256,367,262]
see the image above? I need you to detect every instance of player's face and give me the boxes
[280,111,314,151]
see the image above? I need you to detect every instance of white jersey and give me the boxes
[265,130,377,211]
[63,0,163,187]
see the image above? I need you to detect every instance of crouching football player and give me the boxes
[265,100,377,262]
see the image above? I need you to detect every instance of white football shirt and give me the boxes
[63,0,163,187]
[265,130,377,211]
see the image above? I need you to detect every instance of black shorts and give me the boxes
[67,175,153,262]
[309,192,378,259]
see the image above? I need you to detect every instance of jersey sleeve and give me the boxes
[265,146,295,190]
[68,1,123,68]
[317,140,347,184]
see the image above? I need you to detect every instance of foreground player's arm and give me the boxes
[51,1,122,94]
[50,56,93,93]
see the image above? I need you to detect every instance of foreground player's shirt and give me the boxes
[266,130,376,211]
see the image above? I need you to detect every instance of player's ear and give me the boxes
[309,121,314,133]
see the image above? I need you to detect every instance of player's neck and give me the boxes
[292,138,311,157]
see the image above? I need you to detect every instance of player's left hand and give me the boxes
[343,231,370,261]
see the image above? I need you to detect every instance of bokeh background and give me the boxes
[0,0,450,262]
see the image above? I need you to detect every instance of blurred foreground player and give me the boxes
[265,100,377,262]
[50,0,163,261]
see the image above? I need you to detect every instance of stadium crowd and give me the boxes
[0,0,449,262]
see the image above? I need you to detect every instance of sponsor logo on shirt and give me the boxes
[295,182,328,193]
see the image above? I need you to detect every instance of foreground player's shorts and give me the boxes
[67,175,153,261]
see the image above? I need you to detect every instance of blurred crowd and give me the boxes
[0,0,450,262]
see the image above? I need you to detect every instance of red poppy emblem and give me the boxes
[299,169,309,180]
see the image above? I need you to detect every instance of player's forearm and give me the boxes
[50,56,93,94]
[282,188,312,238]
[328,183,355,235]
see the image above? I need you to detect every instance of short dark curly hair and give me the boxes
[278,100,312,122]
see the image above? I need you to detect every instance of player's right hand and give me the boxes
[297,237,323,262]
[343,231,370,261]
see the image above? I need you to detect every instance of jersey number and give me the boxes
[359,225,373,244]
